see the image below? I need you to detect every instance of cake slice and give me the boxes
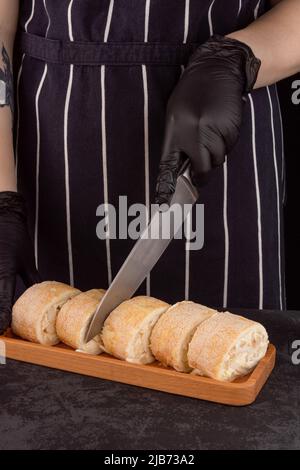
[150,301,216,372]
[56,289,106,354]
[12,281,81,345]
[188,312,269,382]
[101,296,170,364]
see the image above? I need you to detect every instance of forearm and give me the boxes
[0,0,19,192]
[228,0,300,88]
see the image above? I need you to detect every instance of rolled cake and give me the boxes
[56,289,106,354]
[101,296,170,364]
[12,281,81,345]
[83,289,106,301]
[150,301,216,372]
[188,312,269,382]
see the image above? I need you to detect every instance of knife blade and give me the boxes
[85,164,199,343]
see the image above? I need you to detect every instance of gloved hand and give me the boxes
[155,35,261,205]
[0,191,41,334]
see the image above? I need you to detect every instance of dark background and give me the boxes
[278,73,300,309]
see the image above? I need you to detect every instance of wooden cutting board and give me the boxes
[0,330,276,406]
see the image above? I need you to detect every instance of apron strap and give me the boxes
[16,32,200,66]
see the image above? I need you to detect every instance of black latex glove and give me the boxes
[0,192,41,334]
[155,35,261,205]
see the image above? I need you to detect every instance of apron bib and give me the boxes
[15,0,286,310]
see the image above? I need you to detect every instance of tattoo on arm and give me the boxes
[0,45,14,117]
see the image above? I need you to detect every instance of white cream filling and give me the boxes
[126,312,163,364]
[37,301,62,345]
[77,320,103,355]
[220,326,269,381]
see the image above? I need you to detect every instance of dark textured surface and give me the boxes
[0,309,300,450]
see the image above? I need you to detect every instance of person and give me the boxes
[0,0,299,334]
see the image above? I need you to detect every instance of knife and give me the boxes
[85,163,199,343]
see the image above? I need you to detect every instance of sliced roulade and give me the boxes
[101,296,170,364]
[56,289,106,354]
[188,312,269,382]
[150,301,216,372]
[12,281,80,345]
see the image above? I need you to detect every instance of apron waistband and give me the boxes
[16,32,200,66]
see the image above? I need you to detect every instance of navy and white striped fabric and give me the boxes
[14,0,286,310]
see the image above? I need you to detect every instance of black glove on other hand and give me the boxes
[0,192,41,334]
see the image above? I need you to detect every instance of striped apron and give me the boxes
[14,0,286,310]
